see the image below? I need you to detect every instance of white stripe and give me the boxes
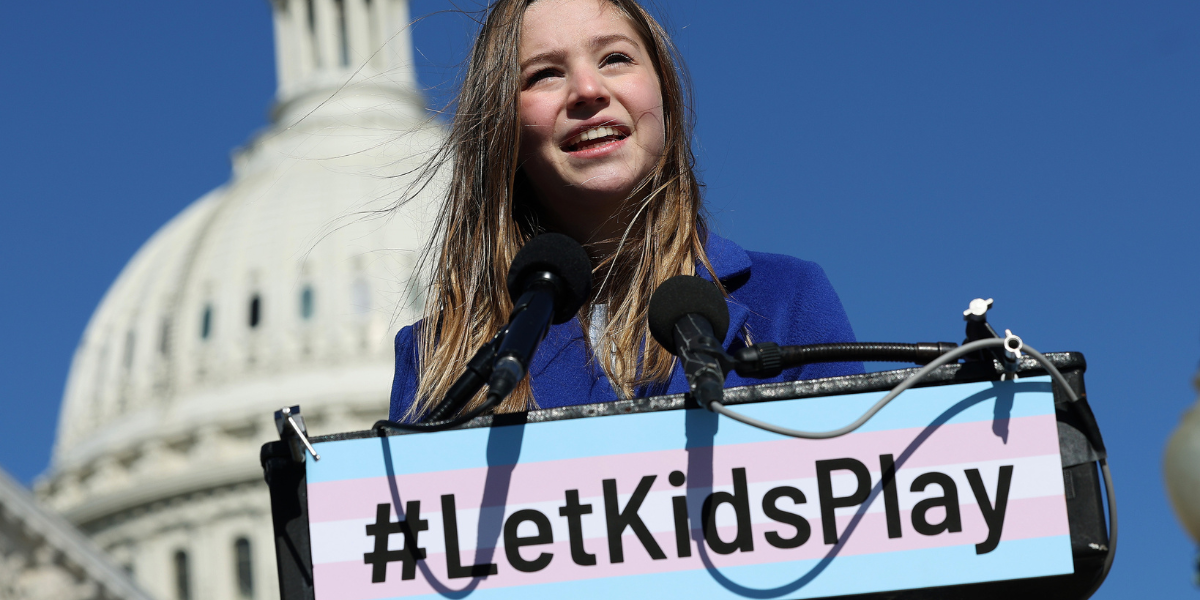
[310,454,1065,565]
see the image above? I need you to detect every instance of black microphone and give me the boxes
[425,331,503,422]
[485,233,593,405]
[648,275,731,409]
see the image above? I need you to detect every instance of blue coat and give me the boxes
[389,234,863,421]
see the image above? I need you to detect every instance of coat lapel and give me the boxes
[698,232,753,349]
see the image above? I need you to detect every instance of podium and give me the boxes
[260,352,1109,599]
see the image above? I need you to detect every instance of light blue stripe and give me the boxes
[308,378,1053,484]
[355,535,1073,600]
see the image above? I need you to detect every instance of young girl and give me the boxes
[389,0,862,423]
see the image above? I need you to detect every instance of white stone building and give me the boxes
[21,0,443,597]
[0,467,152,600]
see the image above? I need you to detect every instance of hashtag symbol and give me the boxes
[364,501,427,583]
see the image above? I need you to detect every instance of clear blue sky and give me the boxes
[1,0,1197,597]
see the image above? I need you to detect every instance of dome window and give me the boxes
[159,318,171,356]
[235,537,254,598]
[306,0,319,67]
[364,0,377,59]
[123,330,136,370]
[335,0,349,67]
[300,286,314,320]
[249,295,262,329]
[201,305,213,340]
[174,549,191,600]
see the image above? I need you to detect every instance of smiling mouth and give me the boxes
[562,126,629,152]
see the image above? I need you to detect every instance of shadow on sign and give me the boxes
[687,380,1032,598]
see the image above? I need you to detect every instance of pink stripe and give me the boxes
[309,415,1059,523]
[313,495,1068,600]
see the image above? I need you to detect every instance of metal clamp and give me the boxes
[1000,329,1024,380]
[963,298,994,321]
[275,405,321,462]
[1003,329,1024,361]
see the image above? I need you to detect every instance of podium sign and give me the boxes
[304,377,1071,599]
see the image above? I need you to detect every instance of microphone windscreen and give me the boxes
[647,275,730,353]
[506,233,593,324]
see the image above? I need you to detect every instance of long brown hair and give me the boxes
[404,0,719,420]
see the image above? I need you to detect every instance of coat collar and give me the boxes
[699,230,752,285]
[698,231,752,348]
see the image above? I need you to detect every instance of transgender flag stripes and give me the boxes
[306,378,1072,599]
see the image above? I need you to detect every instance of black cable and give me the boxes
[782,342,958,364]
[372,393,502,434]
[734,342,959,378]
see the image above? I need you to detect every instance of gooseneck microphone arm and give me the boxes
[424,329,506,423]
[647,276,964,409]
[486,272,562,404]
[374,233,593,431]
[384,274,562,430]
[672,313,729,410]
[732,341,960,378]
[421,273,564,423]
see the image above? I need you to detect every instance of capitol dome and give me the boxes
[35,0,443,598]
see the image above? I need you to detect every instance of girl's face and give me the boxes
[517,0,666,240]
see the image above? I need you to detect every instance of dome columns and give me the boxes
[270,0,415,115]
